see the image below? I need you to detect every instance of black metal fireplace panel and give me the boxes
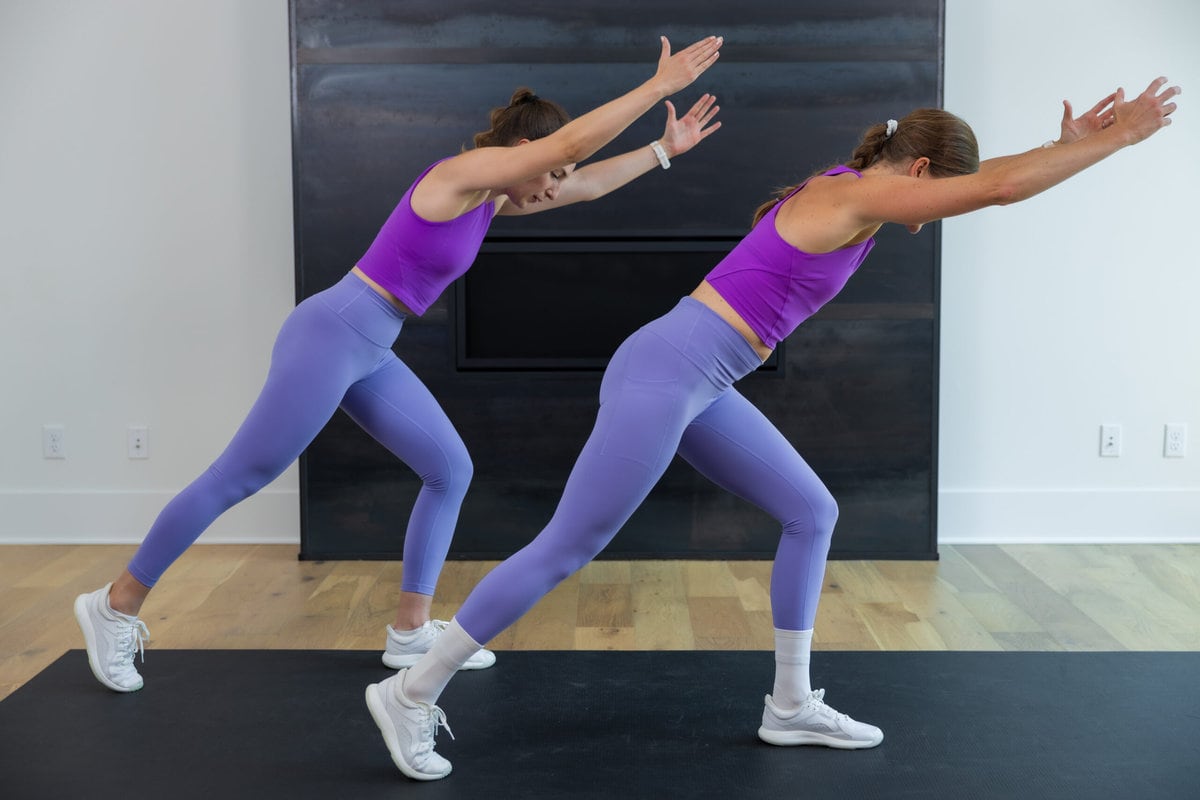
[291,0,943,560]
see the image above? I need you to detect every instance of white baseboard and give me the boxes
[937,487,1200,544]
[3,488,1196,546]
[0,490,299,544]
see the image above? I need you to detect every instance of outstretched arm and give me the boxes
[850,76,1181,228]
[497,94,722,216]
[976,90,1119,174]
[416,35,722,220]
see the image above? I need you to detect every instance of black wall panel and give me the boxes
[291,0,943,560]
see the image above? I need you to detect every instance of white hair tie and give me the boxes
[885,119,899,139]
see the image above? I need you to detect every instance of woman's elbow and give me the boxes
[989,181,1021,207]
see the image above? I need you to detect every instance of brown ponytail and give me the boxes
[472,87,572,148]
[751,108,980,227]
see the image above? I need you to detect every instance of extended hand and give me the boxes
[652,35,723,97]
[1110,76,1182,145]
[1056,92,1117,144]
[658,94,722,158]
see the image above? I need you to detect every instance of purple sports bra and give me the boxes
[704,166,875,349]
[355,160,496,315]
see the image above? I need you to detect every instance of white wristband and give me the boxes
[649,140,671,170]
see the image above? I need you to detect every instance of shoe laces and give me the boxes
[116,617,150,667]
[803,689,850,722]
[411,702,455,758]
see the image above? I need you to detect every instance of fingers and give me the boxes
[690,39,722,72]
[678,35,723,70]
[698,100,720,128]
[679,35,722,57]
[659,36,671,62]
[688,93,718,117]
[679,94,720,129]
[663,99,678,123]
[1158,84,1182,104]
[1139,79,1181,118]
[696,120,722,141]
[1142,76,1169,98]
[1107,78,1180,142]
[1061,99,1073,125]
[1086,92,1118,116]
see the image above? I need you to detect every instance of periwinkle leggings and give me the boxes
[457,297,838,641]
[127,273,470,594]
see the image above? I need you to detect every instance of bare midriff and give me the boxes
[688,280,773,362]
[351,266,417,316]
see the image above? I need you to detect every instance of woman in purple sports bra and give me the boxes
[73,36,724,696]
[369,76,1180,780]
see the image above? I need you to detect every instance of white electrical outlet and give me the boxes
[43,424,66,459]
[1164,423,1187,458]
[127,426,149,459]
[1099,424,1121,457]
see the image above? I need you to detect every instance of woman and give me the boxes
[366,76,1180,780]
[73,35,725,693]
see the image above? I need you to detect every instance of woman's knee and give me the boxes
[205,461,277,508]
[526,524,610,582]
[810,488,839,535]
[782,486,838,543]
[424,441,473,495]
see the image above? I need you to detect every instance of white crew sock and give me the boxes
[772,628,813,710]
[401,617,483,705]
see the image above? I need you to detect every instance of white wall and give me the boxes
[0,1,1196,546]
[941,0,1200,542]
[0,1,298,542]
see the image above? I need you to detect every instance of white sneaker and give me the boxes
[73,583,150,693]
[365,671,454,781]
[758,689,884,749]
[382,620,496,670]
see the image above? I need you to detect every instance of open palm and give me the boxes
[658,94,722,158]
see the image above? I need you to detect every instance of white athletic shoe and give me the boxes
[73,583,150,693]
[365,671,454,781]
[758,689,884,749]
[382,620,496,670]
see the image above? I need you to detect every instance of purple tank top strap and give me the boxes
[776,165,863,206]
[823,165,863,178]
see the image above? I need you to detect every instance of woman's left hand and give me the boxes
[1056,91,1118,144]
[658,93,722,158]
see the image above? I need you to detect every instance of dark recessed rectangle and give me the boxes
[454,239,781,372]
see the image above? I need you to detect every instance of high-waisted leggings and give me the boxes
[127,272,470,594]
[457,297,838,639]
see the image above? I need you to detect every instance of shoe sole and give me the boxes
[381,650,497,670]
[757,725,883,749]
[364,682,451,781]
[73,594,142,693]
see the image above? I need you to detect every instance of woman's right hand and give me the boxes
[1110,76,1181,146]
[651,36,723,97]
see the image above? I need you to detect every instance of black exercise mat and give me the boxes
[1,650,1196,799]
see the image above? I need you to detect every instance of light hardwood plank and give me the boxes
[2,543,1199,702]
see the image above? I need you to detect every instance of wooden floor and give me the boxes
[2,543,1198,701]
